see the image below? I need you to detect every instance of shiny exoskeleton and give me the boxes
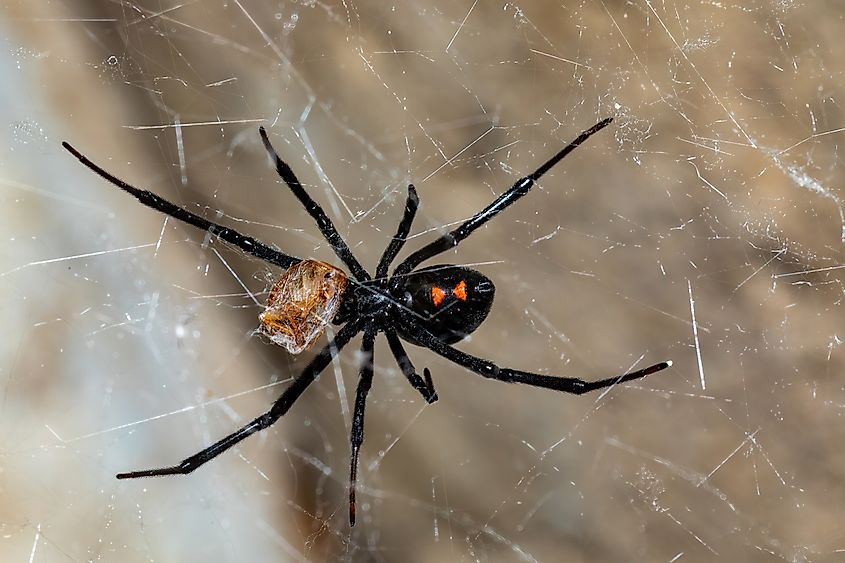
[62,117,671,527]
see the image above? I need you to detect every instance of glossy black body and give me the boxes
[335,264,495,346]
[393,265,495,345]
[62,117,670,527]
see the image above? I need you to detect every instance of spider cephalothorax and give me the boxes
[62,117,671,526]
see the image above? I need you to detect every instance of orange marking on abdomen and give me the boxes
[431,286,446,307]
[453,280,467,301]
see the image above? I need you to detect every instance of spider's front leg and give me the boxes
[61,140,300,270]
[116,319,363,479]
[258,127,370,282]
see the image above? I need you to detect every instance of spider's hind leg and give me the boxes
[392,118,614,277]
[405,322,670,396]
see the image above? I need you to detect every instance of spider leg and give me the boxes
[375,184,419,282]
[61,141,300,270]
[385,330,438,403]
[404,323,670,395]
[258,127,370,282]
[349,328,376,526]
[393,118,613,277]
[116,319,363,479]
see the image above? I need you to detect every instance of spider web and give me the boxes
[2,0,844,561]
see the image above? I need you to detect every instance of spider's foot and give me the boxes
[349,489,357,527]
[620,359,672,383]
[423,368,438,404]
[647,359,672,374]
[117,461,192,479]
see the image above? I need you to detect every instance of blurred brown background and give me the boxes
[1,1,844,561]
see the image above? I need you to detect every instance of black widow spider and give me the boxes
[62,117,670,526]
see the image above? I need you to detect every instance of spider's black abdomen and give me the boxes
[393,265,495,345]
